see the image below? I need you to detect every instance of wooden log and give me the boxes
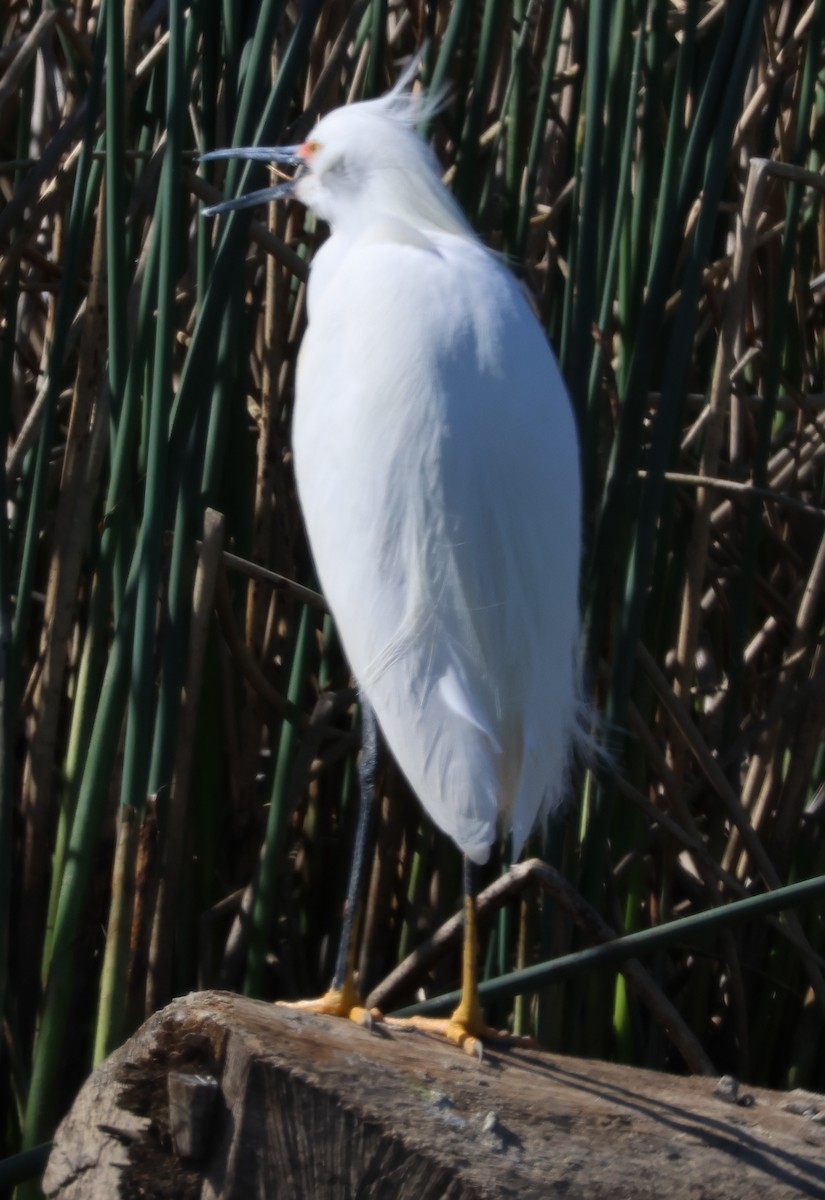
[43,989,825,1199]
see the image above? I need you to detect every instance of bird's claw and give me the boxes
[355,1006,386,1034]
[383,1013,528,1059]
[276,984,373,1025]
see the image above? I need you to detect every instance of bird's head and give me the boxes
[201,78,473,240]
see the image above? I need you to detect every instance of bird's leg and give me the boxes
[327,695,378,1014]
[442,858,488,1051]
[276,696,378,1027]
[386,856,534,1056]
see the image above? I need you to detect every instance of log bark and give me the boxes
[43,990,825,1199]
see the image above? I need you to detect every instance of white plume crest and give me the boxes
[379,44,446,128]
[301,63,471,239]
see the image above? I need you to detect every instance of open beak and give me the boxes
[198,145,304,216]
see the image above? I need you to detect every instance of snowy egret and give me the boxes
[202,65,586,1055]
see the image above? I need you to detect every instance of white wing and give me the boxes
[293,221,582,863]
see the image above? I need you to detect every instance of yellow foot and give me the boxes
[384,1013,534,1059]
[275,982,379,1031]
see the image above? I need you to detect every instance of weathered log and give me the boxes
[43,990,825,1199]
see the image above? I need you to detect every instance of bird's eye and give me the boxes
[322,155,348,182]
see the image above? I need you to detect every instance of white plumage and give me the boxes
[286,89,584,864]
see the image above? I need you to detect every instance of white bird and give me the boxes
[202,65,586,1055]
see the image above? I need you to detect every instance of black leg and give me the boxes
[331,694,377,992]
[464,855,479,913]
